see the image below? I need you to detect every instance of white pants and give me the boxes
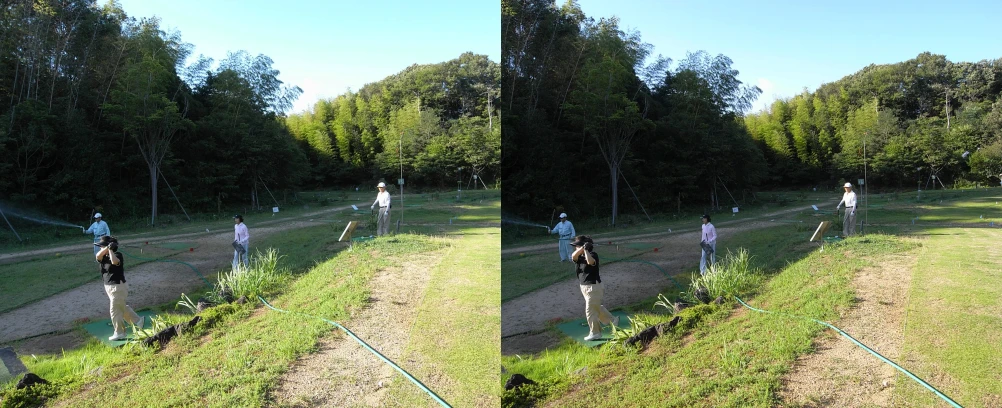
[579,283,614,337]
[233,243,249,270]
[377,207,390,236]
[104,283,141,336]
[700,242,716,275]
[558,238,571,261]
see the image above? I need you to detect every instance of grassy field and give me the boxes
[503,189,1002,407]
[0,245,185,314]
[894,227,1002,406]
[502,221,816,303]
[0,190,498,316]
[0,194,500,407]
[504,235,917,407]
[0,189,498,252]
[502,190,841,247]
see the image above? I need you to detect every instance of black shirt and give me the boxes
[100,250,126,285]
[575,251,601,284]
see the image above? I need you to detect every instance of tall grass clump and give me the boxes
[683,248,762,303]
[215,248,289,299]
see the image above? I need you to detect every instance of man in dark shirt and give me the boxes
[571,235,618,341]
[96,236,144,341]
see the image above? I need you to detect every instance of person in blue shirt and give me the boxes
[84,213,111,255]
[548,213,576,262]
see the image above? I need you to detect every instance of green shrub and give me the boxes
[501,378,564,408]
[215,248,289,299]
[683,248,762,303]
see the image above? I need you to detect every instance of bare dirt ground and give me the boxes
[0,205,359,349]
[778,252,918,407]
[270,252,445,407]
[501,219,797,342]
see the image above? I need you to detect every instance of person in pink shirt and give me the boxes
[233,214,250,270]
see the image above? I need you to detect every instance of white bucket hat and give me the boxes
[844,183,852,188]
[377,182,386,188]
[94,213,102,218]
[559,213,567,218]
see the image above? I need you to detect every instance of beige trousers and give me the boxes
[104,282,141,336]
[579,283,614,336]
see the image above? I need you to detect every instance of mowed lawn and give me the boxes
[895,227,1002,407]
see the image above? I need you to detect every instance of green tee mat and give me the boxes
[0,346,28,384]
[82,310,159,347]
[556,310,631,347]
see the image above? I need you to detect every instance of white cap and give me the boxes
[559,213,567,218]
[94,213,102,218]
[377,182,386,188]
[844,183,852,188]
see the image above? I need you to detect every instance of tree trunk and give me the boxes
[149,163,159,226]
[610,161,619,227]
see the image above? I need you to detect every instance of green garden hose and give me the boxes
[734,297,963,408]
[121,248,452,408]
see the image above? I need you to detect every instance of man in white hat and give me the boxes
[84,213,111,255]
[836,182,857,237]
[548,213,576,262]
[370,182,391,236]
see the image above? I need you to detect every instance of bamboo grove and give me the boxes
[502,0,1002,225]
[1,0,500,224]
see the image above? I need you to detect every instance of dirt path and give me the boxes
[501,219,787,339]
[270,252,445,407]
[0,204,362,264]
[501,203,832,256]
[778,252,917,407]
[0,207,356,345]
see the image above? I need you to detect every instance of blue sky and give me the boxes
[577,0,1002,113]
[117,0,501,114]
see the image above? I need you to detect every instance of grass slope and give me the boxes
[505,235,916,407]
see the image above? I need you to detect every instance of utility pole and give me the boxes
[399,136,404,226]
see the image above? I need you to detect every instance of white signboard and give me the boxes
[272,207,279,213]
[812,205,819,211]
[858,179,865,186]
[732,207,739,213]
[398,178,405,185]
[351,205,358,211]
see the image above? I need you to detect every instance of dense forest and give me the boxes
[0,0,500,224]
[502,0,1002,224]
[503,0,765,225]
[746,52,1002,189]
